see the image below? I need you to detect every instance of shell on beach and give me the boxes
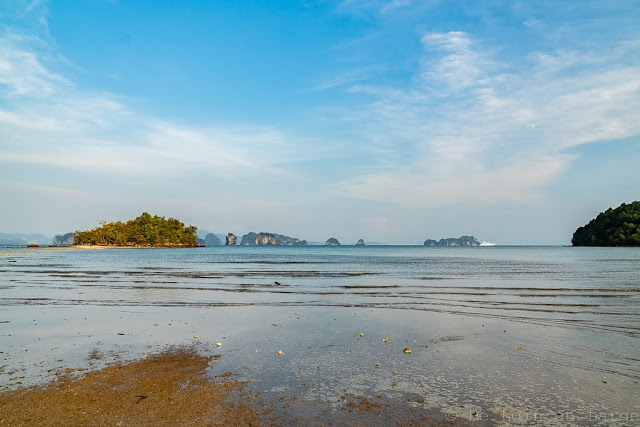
[403,347,411,354]
[277,350,283,356]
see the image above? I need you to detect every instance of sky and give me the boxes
[0,0,638,244]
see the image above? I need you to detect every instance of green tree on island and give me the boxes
[572,201,640,246]
[73,212,198,247]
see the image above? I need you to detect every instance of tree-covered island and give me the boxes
[572,201,640,246]
[73,212,198,247]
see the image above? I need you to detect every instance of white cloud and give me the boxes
[0,32,325,180]
[380,0,412,13]
[522,17,540,28]
[336,0,429,15]
[335,31,640,207]
[0,36,68,95]
[420,31,488,92]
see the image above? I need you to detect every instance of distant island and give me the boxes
[53,232,75,246]
[424,236,494,247]
[73,212,198,247]
[572,201,640,246]
[325,237,340,245]
[240,232,307,245]
[203,233,222,246]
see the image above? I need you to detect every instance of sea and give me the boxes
[1,245,639,425]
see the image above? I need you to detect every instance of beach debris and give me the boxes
[255,349,258,353]
[403,347,412,354]
[516,346,525,351]
[275,281,282,285]
[393,370,397,374]
[382,338,388,343]
[277,350,283,356]
[216,342,222,348]
[359,333,364,337]
[193,335,198,339]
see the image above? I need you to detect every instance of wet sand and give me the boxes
[0,346,264,426]
[0,345,469,426]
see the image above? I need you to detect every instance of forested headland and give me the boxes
[572,201,640,246]
[73,212,198,247]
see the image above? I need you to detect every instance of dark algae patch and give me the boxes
[0,347,265,426]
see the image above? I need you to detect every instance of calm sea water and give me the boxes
[1,246,639,425]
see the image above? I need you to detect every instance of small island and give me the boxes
[73,212,198,247]
[203,233,222,246]
[240,232,307,245]
[572,201,640,246]
[53,232,75,246]
[424,236,481,246]
[225,233,238,245]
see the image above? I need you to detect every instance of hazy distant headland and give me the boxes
[0,232,52,246]
[572,201,640,247]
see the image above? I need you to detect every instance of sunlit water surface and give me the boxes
[1,246,639,425]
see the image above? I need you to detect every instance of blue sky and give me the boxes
[1,0,638,244]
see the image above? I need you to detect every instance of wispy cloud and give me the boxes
[335,0,433,16]
[335,30,640,206]
[0,31,325,180]
[0,35,67,95]
[420,31,487,91]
